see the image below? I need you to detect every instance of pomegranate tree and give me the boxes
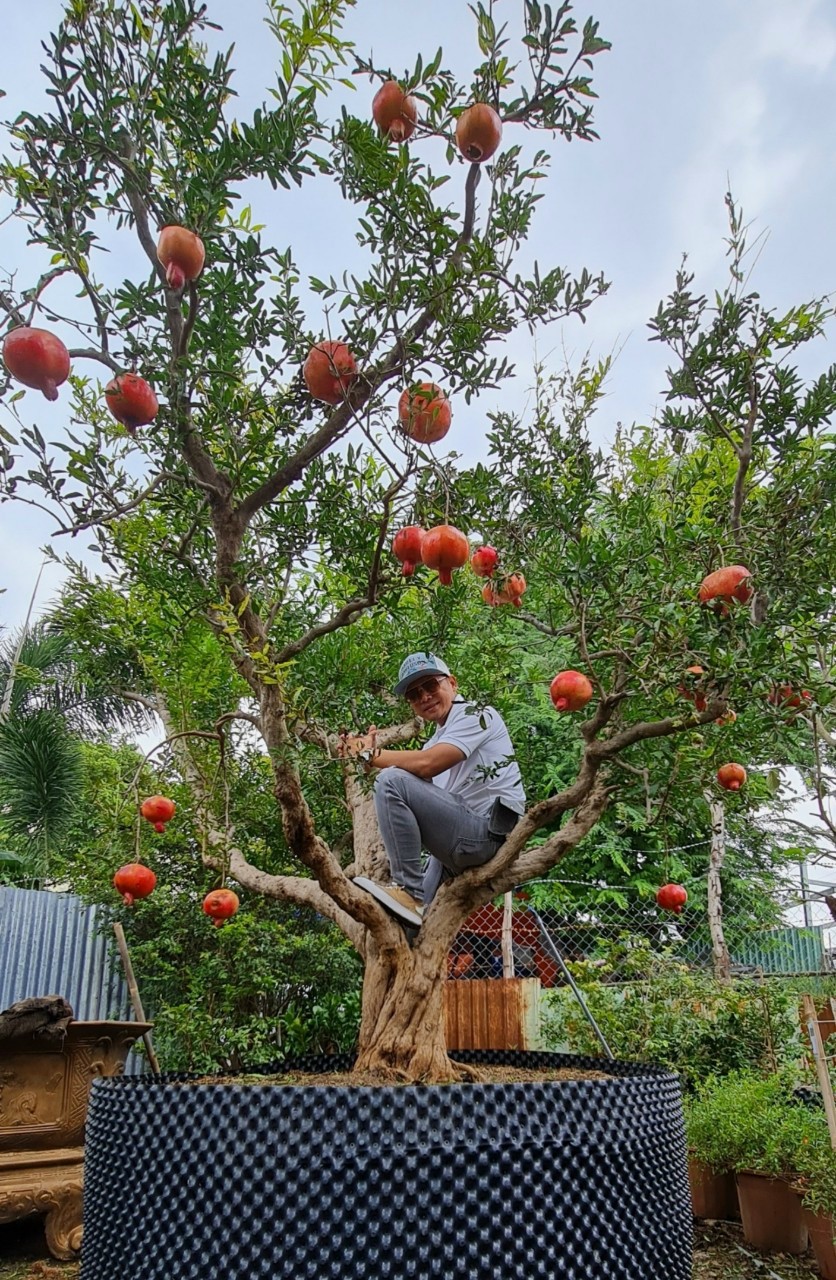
[2,326,70,400]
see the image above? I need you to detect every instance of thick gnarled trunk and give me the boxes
[354,937,467,1081]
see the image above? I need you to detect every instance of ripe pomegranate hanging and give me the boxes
[3,327,70,401]
[455,103,502,162]
[398,383,451,444]
[495,572,526,607]
[156,225,205,290]
[105,373,159,433]
[550,670,594,713]
[303,341,358,405]
[698,565,753,607]
[203,888,240,927]
[113,863,156,906]
[677,665,708,712]
[656,883,688,914]
[470,546,499,578]
[717,762,747,792]
[392,525,425,576]
[768,684,811,710]
[140,795,176,834]
[420,524,469,585]
[372,80,418,142]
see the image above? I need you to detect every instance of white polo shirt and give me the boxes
[423,698,526,818]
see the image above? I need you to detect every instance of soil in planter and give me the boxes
[188,1065,616,1087]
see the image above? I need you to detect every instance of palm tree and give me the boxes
[0,616,151,882]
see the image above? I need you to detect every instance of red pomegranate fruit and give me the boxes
[420,524,469,586]
[156,225,205,290]
[495,572,526,607]
[768,685,811,710]
[470,546,499,578]
[105,373,159,433]
[698,565,753,607]
[140,795,176,834]
[656,883,688,914]
[455,103,502,162]
[372,80,418,142]
[678,665,708,712]
[392,525,425,576]
[717,762,747,792]
[549,670,594,713]
[715,709,737,726]
[113,862,157,906]
[398,383,451,444]
[3,327,70,401]
[303,341,358,405]
[203,888,240,927]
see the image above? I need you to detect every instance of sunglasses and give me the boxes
[404,675,447,703]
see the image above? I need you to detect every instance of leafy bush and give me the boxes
[540,939,803,1087]
[684,1071,826,1177]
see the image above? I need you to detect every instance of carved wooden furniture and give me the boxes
[0,1020,150,1259]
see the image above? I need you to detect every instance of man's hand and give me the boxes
[337,725,378,763]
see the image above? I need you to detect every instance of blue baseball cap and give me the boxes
[393,652,451,697]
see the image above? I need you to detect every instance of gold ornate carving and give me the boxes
[0,1151,84,1258]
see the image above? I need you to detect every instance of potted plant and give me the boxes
[684,1084,740,1221]
[686,1072,816,1254]
[794,1124,836,1279]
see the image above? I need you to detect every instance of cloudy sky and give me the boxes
[1,0,835,627]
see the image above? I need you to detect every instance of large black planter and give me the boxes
[81,1049,691,1279]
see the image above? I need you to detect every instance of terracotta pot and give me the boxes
[736,1172,807,1254]
[688,1158,739,1220]
[803,1208,836,1280]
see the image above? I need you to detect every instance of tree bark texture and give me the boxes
[706,795,732,982]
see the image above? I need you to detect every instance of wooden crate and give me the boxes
[444,977,541,1051]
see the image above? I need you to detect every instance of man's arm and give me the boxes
[339,731,464,779]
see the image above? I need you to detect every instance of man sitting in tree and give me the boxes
[339,653,526,928]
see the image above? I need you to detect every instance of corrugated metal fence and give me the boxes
[0,886,145,1072]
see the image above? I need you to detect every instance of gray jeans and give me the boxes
[373,767,502,903]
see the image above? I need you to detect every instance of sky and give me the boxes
[1,0,835,915]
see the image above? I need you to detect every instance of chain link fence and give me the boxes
[449,879,836,984]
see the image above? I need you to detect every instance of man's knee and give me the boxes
[373,766,405,794]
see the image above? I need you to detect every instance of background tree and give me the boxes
[1,2,833,1082]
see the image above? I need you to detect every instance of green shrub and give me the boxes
[540,940,802,1087]
[684,1071,827,1177]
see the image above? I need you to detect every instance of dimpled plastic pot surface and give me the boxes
[81,1049,691,1280]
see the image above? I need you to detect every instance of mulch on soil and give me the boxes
[187,1065,615,1087]
[693,1221,819,1280]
